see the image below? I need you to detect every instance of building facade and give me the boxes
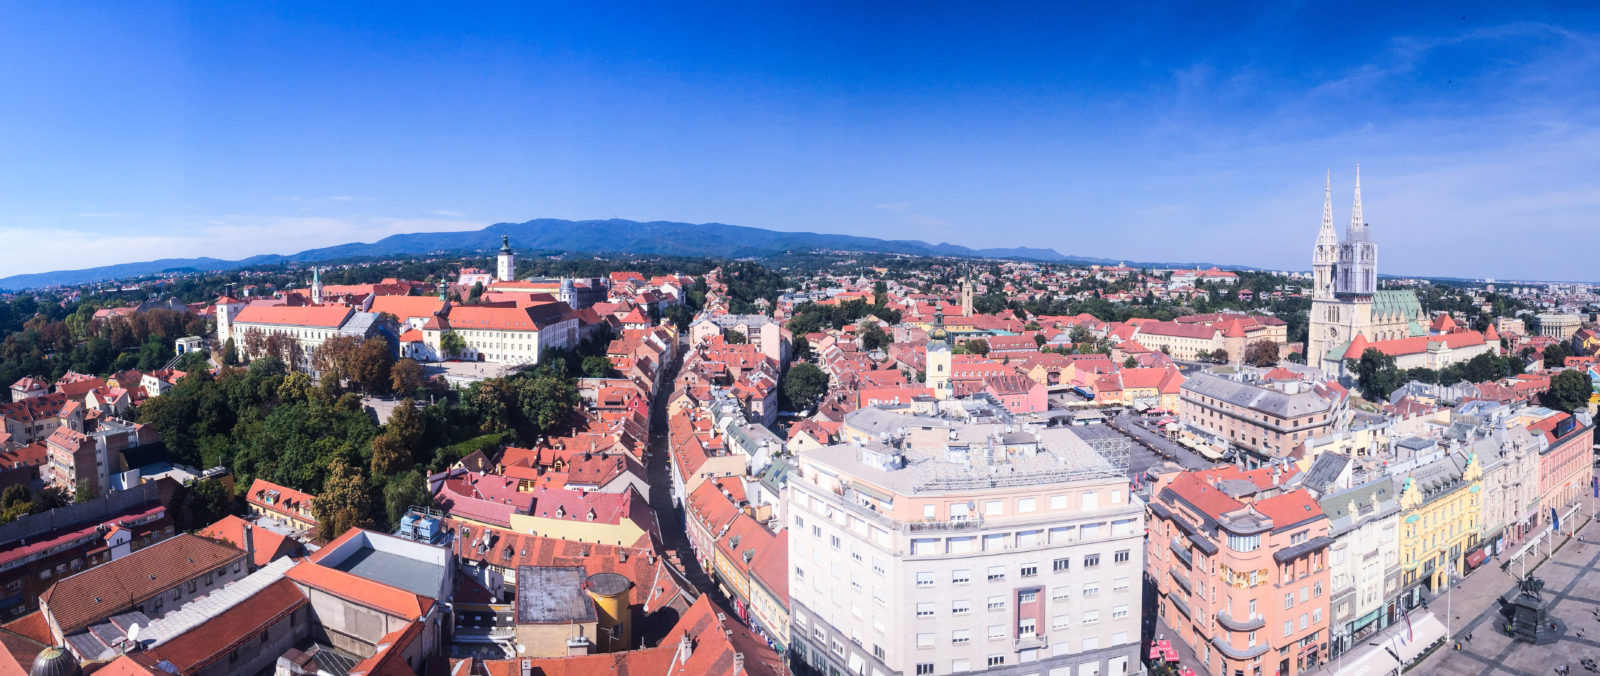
[788,400,1144,676]
[1317,479,1400,659]
[1179,373,1346,465]
[1146,466,1333,676]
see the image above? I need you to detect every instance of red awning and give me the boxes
[1467,549,1488,568]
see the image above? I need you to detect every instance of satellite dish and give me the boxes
[127,623,141,645]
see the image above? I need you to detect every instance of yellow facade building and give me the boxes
[1397,453,1481,608]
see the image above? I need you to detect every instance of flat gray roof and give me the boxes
[328,547,448,600]
[515,566,595,625]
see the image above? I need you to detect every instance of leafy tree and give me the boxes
[1124,356,1138,368]
[725,330,748,345]
[314,458,372,542]
[965,338,990,356]
[370,433,413,476]
[1243,340,1279,367]
[1069,325,1094,345]
[469,281,485,302]
[791,335,812,362]
[859,322,890,352]
[872,280,888,303]
[783,362,830,411]
[1544,342,1572,369]
[277,371,315,403]
[1033,334,1047,348]
[170,478,234,532]
[1349,348,1404,400]
[383,470,431,527]
[348,337,395,393]
[74,480,93,504]
[581,355,617,379]
[1541,369,1594,413]
[221,338,239,366]
[662,304,694,332]
[1209,349,1230,364]
[390,358,425,395]
[440,331,467,359]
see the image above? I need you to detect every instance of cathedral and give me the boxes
[1306,166,1428,372]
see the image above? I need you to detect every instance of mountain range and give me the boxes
[0,218,1248,291]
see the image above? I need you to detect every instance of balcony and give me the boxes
[904,517,987,534]
[1215,610,1265,632]
[1168,569,1191,595]
[1013,634,1048,651]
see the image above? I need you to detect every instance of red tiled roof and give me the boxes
[1137,321,1220,340]
[749,529,789,606]
[246,478,318,525]
[232,304,353,328]
[40,534,245,634]
[137,578,306,674]
[370,295,446,321]
[284,560,434,620]
[197,515,297,569]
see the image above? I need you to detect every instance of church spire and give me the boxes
[1316,169,1337,246]
[1349,162,1364,240]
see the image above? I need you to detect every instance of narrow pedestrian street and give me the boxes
[642,337,733,610]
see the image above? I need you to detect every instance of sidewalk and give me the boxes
[1411,507,1600,675]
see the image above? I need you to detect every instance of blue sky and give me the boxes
[2,2,1597,281]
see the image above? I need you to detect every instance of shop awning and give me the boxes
[1327,611,1445,676]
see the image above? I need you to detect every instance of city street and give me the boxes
[1410,513,1600,676]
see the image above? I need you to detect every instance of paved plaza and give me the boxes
[1418,514,1600,675]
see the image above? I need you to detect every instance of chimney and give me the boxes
[242,523,257,573]
[677,633,693,662]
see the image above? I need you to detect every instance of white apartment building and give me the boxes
[788,399,1144,676]
[1317,478,1400,659]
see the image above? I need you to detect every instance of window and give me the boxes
[916,571,935,587]
[1083,583,1100,597]
[1083,610,1100,625]
[1112,604,1129,619]
[917,602,935,617]
[1112,518,1134,536]
[953,569,971,584]
[1113,576,1130,592]
[1050,494,1068,509]
[983,533,1009,551]
[917,665,934,675]
[1019,591,1038,604]
[873,559,886,576]
[923,504,936,519]
[831,535,842,549]
[1283,620,1293,637]
[1018,529,1041,547]
[1114,549,1130,564]
[948,537,977,553]
[1052,614,1070,629]
[1051,586,1070,601]
[987,595,1005,611]
[952,599,972,615]
[1082,492,1099,510]
[985,500,1004,515]
[1248,631,1257,648]
[1021,563,1038,577]
[988,655,1006,667]
[1284,593,1294,610]
[911,539,940,556]
[1314,581,1323,597]
[952,659,970,673]
[952,629,971,645]
[916,633,934,648]
[1313,607,1322,624]
[1081,523,1102,540]
[987,566,1006,581]
[1084,553,1100,568]
[1300,613,1309,630]
[1018,497,1036,513]
[988,624,1006,640]
[1228,533,1261,552]
[1019,617,1037,636]
[1053,557,1070,572]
